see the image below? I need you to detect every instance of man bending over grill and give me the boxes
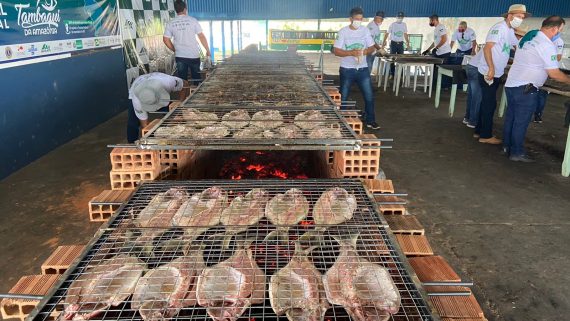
[334,7,380,130]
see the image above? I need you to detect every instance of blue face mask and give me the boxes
[552,32,561,42]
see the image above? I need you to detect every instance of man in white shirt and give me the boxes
[468,4,529,145]
[366,11,385,72]
[334,7,379,129]
[383,11,410,76]
[534,34,565,123]
[423,14,452,59]
[163,0,211,85]
[127,73,184,143]
[503,16,570,162]
[451,21,478,55]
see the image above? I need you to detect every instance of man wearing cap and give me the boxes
[383,11,410,76]
[366,11,385,72]
[467,4,529,145]
[451,21,477,55]
[503,16,570,162]
[163,0,211,85]
[127,72,185,143]
[334,7,380,130]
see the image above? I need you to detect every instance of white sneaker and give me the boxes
[462,118,469,125]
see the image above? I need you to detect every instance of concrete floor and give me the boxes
[1,55,569,321]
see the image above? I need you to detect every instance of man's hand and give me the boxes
[486,67,495,81]
[431,48,438,55]
[422,50,430,56]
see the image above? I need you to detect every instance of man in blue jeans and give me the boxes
[503,16,570,162]
[163,0,211,85]
[334,7,380,129]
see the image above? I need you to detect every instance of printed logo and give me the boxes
[491,29,499,35]
[5,46,12,59]
[552,55,557,61]
[94,38,100,46]
[15,0,61,36]
[502,43,511,54]
[74,39,83,49]
[28,44,38,56]
[394,31,403,37]
[41,43,50,53]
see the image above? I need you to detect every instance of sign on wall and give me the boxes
[0,0,122,63]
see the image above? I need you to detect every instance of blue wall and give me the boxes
[0,48,128,179]
[187,0,570,20]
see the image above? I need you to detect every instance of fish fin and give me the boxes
[263,230,290,245]
[331,232,360,248]
[298,231,324,253]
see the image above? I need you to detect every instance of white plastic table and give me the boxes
[393,62,434,97]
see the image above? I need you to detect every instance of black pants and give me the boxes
[475,73,500,139]
[389,41,404,75]
[176,57,201,85]
[127,106,169,143]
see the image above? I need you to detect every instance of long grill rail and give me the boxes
[29,179,435,321]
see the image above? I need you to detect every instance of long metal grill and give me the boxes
[138,106,361,150]
[29,180,435,321]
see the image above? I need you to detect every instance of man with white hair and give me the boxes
[127,73,185,143]
[451,21,477,55]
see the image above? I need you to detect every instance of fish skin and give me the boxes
[172,187,228,227]
[312,188,357,225]
[323,235,401,321]
[196,244,266,321]
[221,109,251,129]
[294,110,326,130]
[193,126,230,139]
[132,249,206,321]
[307,127,342,139]
[265,188,309,226]
[220,189,269,234]
[62,255,146,320]
[135,188,189,228]
[182,109,219,127]
[250,110,283,129]
[269,244,329,321]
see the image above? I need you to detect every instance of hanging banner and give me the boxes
[0,0,121,63]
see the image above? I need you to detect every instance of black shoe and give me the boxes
[366,122,381,129]
[509,155,535,163]
[533,114,543,123]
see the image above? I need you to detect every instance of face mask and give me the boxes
[352,20,362,28]
[511,17,523,28]
[458,28,465,33]
[396,18,403,23]
[552,32,561,41]
[429,22,435,27]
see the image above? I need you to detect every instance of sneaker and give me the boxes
[533,114,543,123]
[479,137,502,145]
[509,154,535,163]
[366,122,381,129]
[462,118,469,125]
[466,123,476,129]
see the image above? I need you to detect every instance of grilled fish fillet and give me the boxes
[135,188,189,228]
[221,109,250,129]
[275,125,302,139]
[294,110,326,130]
[181,109,219,127]
[307,127,342,139]
[193,126,230,139]
[220,189,269,234]
[265,188,309,226]
[313,188,357,225]
[250,110,283,129]
[172,187,228,227]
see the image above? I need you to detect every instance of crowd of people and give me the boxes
[334,4,570,163]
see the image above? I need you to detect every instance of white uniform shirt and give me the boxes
[334,26,374,69]
[129,73,184,120]
[164,15,203,59]
[452,27,477,52]
[434,24,451,55]
[367,21,383,45]
[387,22,407,42]
[554,37,564,56]
[469,20,518,78]
[506,32,559,88]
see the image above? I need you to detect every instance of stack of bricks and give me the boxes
[142,121,194,179]
[1,244,85,321]
[326,112,363,165]
[109,148,162,190]
[88,189,133,222]
[324,85,341,107]
[331,134,380,179]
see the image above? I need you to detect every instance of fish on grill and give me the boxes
[134,188,189,228]
[172,187,228,227]
[196,241,266,321]
[62,255,146,320]
[233,127,262,139]
[269,242,329,321]
[193,126,230,139]
[307,127,342,139]
[275,125,302,139]
[221,109,251,129]
[154,125,188,138]
[313,188,357,225]
[250,110,283,129]
[182,108,219,127]
[265,188,309,226]
[294,110,326,130]
[323,234,401,321]
[131,247,205,321]
[220,189,269,233]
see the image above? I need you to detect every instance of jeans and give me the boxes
[503,86,539,156]
[176,57,201,85]
[465,64,482,126]
[339,67,376,124]
[456,48,473,55]
[389,41,404,75]
[535,89,548,117]
[475,72,500,139]
[366,54,376,74]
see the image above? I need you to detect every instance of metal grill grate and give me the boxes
[138,107,361,150]
[29,180,435,321]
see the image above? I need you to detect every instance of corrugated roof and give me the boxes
[187,0,570,20]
